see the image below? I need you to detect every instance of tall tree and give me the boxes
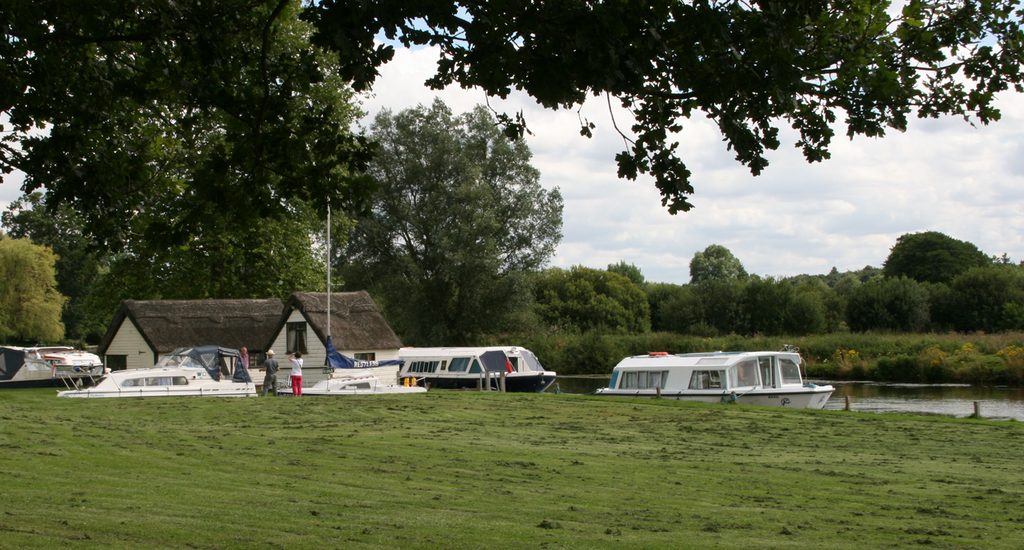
[690,244,748,284]
[2,192,105,340]
[883,231,991,284]
[0,237,65,343]
[2,0,372,252]
[534,266,650,333]
[342,100,563,345]
[607,261,645,287]
[846,276,931,332]
[4,2,1023,224]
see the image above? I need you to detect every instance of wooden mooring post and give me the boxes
[499,371,507,393]
[973,401,982,418]
[844,395,851,411]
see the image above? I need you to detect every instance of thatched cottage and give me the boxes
[265,291,404,386]
[97,298,285,370]
[97,292,402,383]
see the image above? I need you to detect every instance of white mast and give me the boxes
[327,197,331,339]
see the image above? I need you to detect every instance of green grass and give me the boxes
[2,388,1023,549]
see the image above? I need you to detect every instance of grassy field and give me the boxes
[2,388,1022,549]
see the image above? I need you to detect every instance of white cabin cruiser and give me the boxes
[300,372,427,396]
[1,346,104,388]
[595,350,833,409]
[277,336,426,397]
[58,345,256,398]
[398,346,556,392]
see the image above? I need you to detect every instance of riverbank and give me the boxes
[2,388,1022,548]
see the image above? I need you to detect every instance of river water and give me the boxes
[550,376,1024,421]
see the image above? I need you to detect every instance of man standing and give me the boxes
[262,350,279,396]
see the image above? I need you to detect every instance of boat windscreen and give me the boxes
[518,349,545,372]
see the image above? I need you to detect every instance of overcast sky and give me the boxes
[356,46,1024,285]
[3,45,1022,285]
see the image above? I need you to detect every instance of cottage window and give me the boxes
[287,322,307,354]
[106,355,127,371]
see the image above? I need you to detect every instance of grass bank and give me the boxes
[2,389,1023,548]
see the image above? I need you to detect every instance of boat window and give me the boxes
[145,377,176,386]
[122,378,141,387]
[618,370,668,389]
[733,360,759,387]
[508,357,519,372]
[696,357,729,366]
[172,377,189,386]
[758,357,776,388]
[354,352,376,361]
[448,357,470,372]
[780,358,802,384]
[688,370,724,389]
[468,360,481,374]
[408,361,441,373]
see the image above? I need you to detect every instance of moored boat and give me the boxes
[299,373,428,396]
[595,350,833,409]
[1,346,104,388]
[398,346,556,392]
[58,345,256,398]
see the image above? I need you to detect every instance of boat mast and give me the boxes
[327,197,331,339]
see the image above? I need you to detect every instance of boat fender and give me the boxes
[721,392,737,404]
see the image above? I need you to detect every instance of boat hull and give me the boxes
[418,372,557,393]
[59,385,256,398]
[594,387,834,409]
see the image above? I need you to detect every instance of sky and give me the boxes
[3,44,1022,285]
[356,46,1024,285]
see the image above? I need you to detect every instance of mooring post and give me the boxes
[973,401,982,418]
[844,395,851,411]
[500,371,507,393]
[655,386,661,399]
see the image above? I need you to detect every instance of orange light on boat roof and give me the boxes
[648,351,668,356]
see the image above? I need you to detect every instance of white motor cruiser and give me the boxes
[595,350,833,409]
[58,345,256,398]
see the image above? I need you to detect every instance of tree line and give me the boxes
[533,233,1023,338]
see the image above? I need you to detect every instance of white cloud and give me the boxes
[359,45,1024,284]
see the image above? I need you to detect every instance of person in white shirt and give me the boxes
[288,352,303,396]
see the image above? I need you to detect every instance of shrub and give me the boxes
[875,355,922,382]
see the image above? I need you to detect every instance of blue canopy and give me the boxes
[162,345,251,382]
[325,336,404,370]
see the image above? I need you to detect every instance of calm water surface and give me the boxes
[551,376,1024,421]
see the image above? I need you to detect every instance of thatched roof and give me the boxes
[98,298,284,355]
[285,291,402,350]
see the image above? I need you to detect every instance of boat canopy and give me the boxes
[0,347,27,382]
[158,346,251,382]
[325,336,404,370]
